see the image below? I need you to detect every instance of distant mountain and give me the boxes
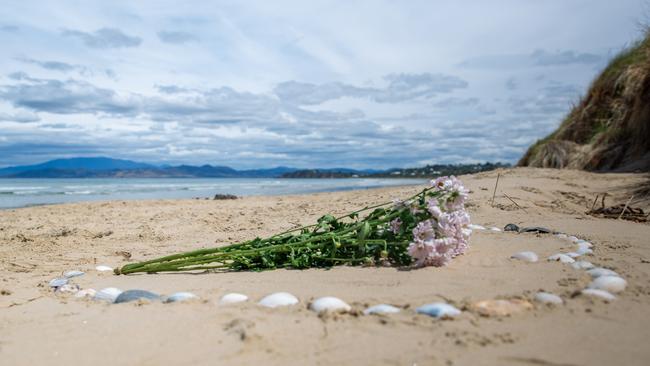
[0,157,155,177]
[280,163,510,178]
[0,158,301,178]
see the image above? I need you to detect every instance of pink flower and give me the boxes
[412,220,435,242]
[407,239,435,266]
[389,218,402,234]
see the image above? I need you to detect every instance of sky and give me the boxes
[0,0,646,169]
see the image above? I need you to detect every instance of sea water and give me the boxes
[0,178,426,209]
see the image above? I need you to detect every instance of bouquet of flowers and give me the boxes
[116,176,471,275]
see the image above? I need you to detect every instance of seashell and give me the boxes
[219,293,249,305]
[472,299,533,316]
[588,276,627,293]
[258,292,299,308]
[164,292,198,303]
[576,241,593,249]
[571,261,594,270]
[75,289,97,298]
[56,284,80,293]
[534,292,563,305]
[511,251,538,262]
[49,277,68,288]
[565,252,581,258]
[94,287,123,302]
[555,233,568,239]
[568,236,580,243]
[309,296,351,313]
[363,304,401,315]
[489,227,502,232]
[468,224,486,230]
[416,302,461,318]
[547,253,575,263]
[587,267,619,278]
[95,265,113,272]
[581,289,616,301]
[63,270,85,279]
[576,246,593,256]
[114,290,161,304]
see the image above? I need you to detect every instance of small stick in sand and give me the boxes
[590,195,599,211]
[503,193,528,213]
[618,195,635,220]
[490,173,500,207]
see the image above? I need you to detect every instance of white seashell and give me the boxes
[220,293,249,305]
[565,252,581,258]
[363,304,401,315]
[165,292,198,303]
[94,287,123,303]
[258,292,299,308]
[489,227,502,232]
[575,247,593,256]
[571,261,594,270]
[547,253,575,263]
[581,289,616,301]
[63,270,85,279]
[468,224,486,230]
[587,267,619,278]
[309,296,351,313]
[75,289,97,298]
[511,251,538,263]
[568,236,580,243]
[576,241,593,249]
[56,284,80,293]
[49,277,68,288]
[588,276,627,293]
[534,292,563,305]
[555,233,568,239]
[95,265,113,272]
[416,302,461,318]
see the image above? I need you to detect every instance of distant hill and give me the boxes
[0,157,155,177]
[519,32,650,172]
[281,163,509,178]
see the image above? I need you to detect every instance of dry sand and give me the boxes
[1,168,649,366]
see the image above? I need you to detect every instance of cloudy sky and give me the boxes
[0,1,645,169]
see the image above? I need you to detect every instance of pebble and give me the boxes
[363,304,401,315]
[75,289,97,298]
[309,296,351,313]
[94,287,123,302]
[565,252,582,258]
[504,223,519,232]
[511,251,539,262]
[555,233,568,239]
[547,253,575,263]
[95,265,113,272]
[489,227,502,232]
[472,299,533,316]
[49,277,68,288]
[258,292,299,308]
[468,224,486,230]
[588,276,627,293]
[63,270,85,279]
[416,303,461,318]
[114,290,162,304]
[519,226,552,234]
[534,292,563,305]
[581,289,616,301]
[587,267,619,278]
[220,293,249,305]
[165,292,198,303]
[568,236,580,243]
[571,261,595,270]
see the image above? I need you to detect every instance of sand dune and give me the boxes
[1,168,649,366]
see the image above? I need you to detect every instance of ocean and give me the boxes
[0,178,427,209]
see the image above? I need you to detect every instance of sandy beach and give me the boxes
[1,168,649,366]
